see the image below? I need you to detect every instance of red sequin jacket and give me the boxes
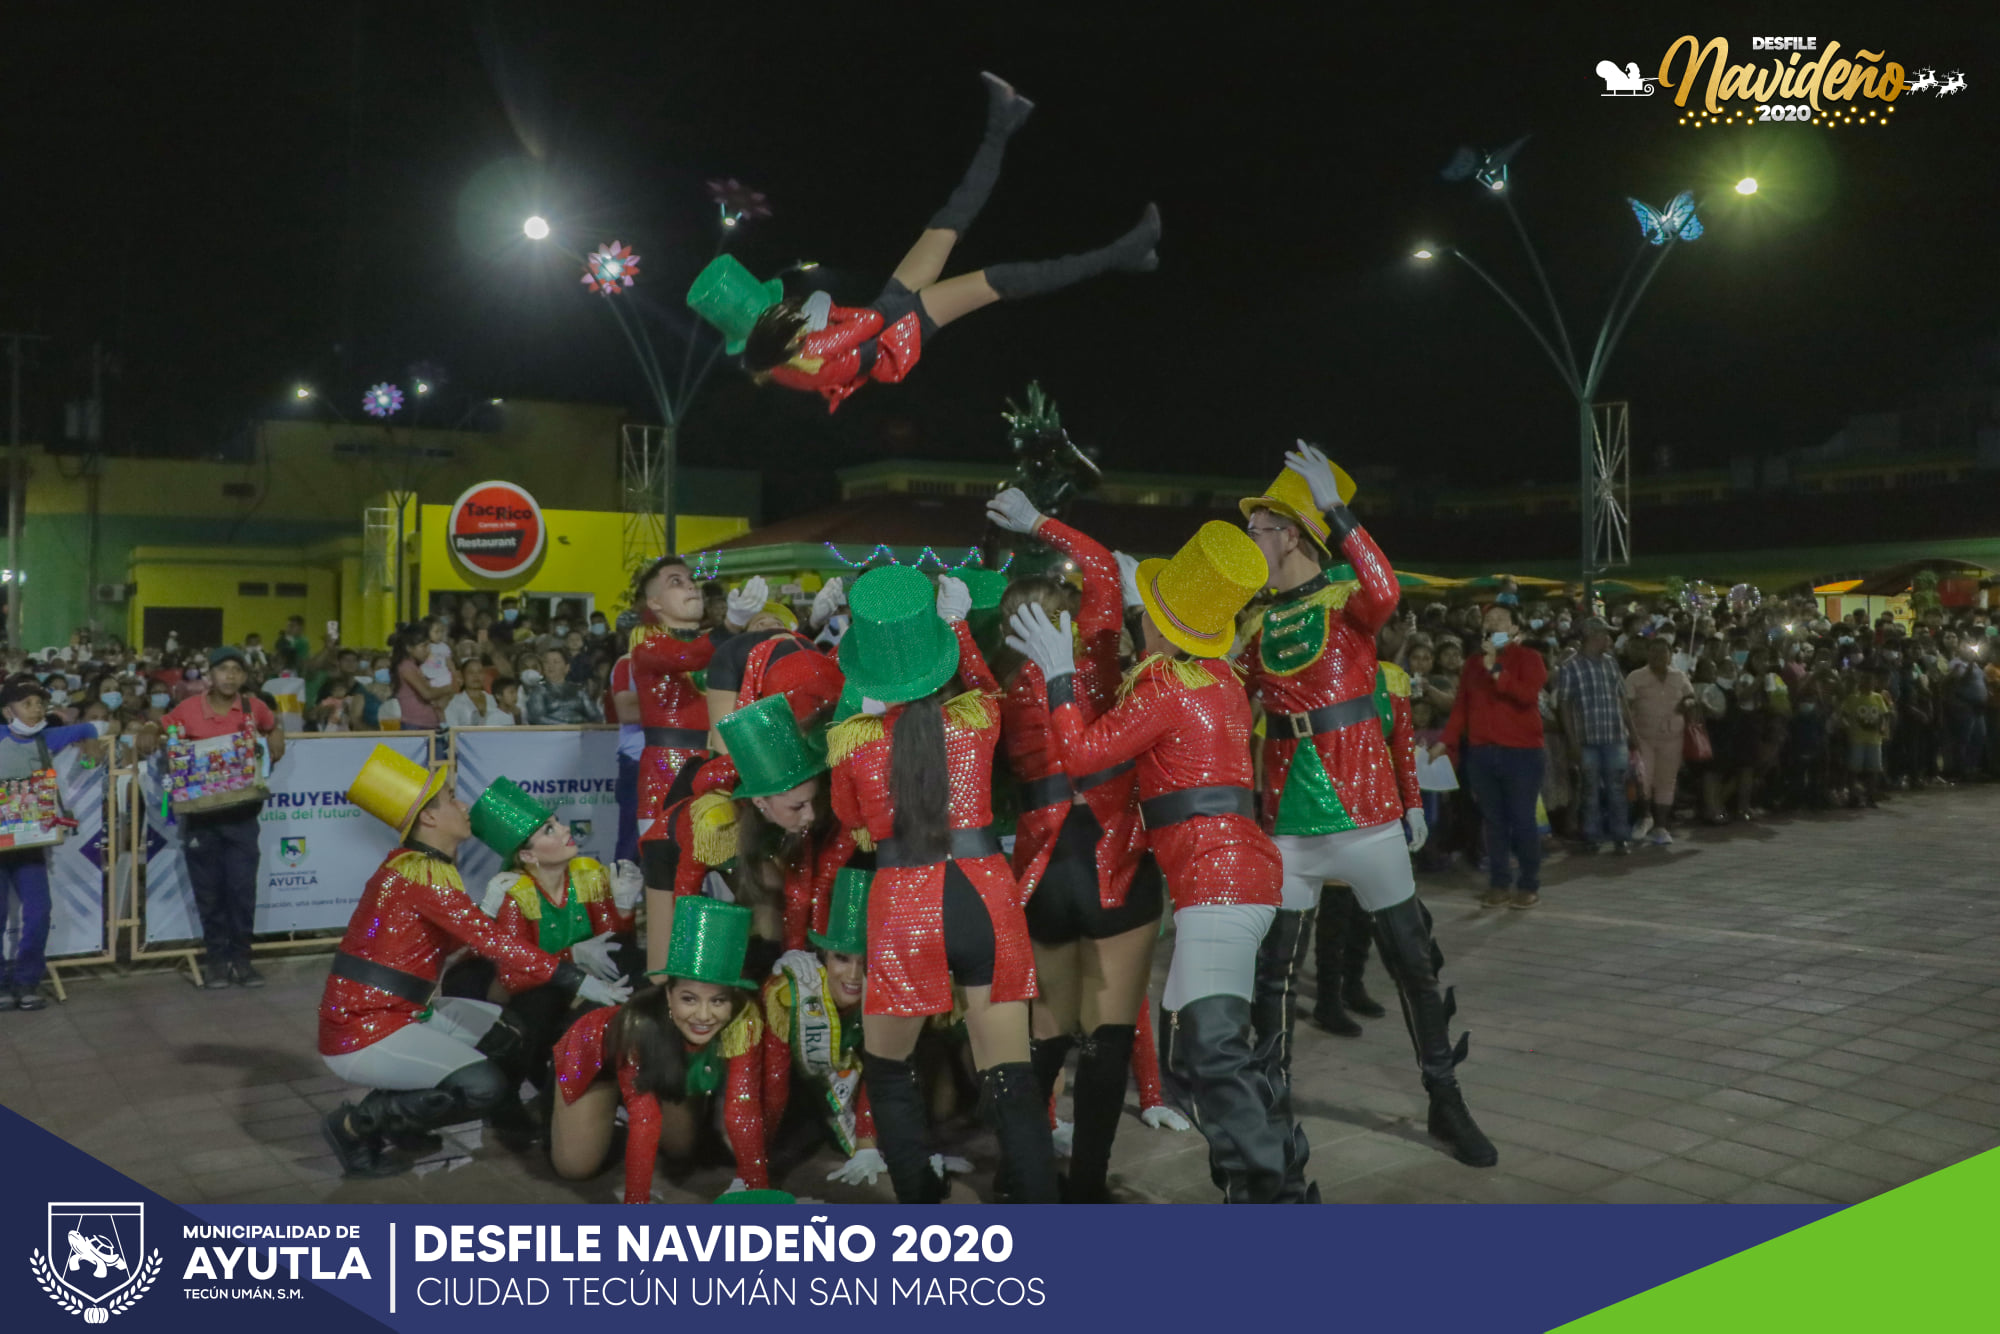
[1001,518,1147,909]
[318,849,565,1057]
[1043,656,1281,911]
[631,626,723,828]
[554,1003,768,1205]
[767,304,922,414]
[487,859,636,996]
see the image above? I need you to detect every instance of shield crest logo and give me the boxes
[280,836,308,867]
[45,1202,145,1308]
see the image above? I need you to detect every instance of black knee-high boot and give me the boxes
[1165,995,1303,1203]
[1312,891,1361,1035]
[1066,1024,1135,1202]
[1029,1033,1075,1107]
[928,72,1035,234]
[979,1062,1059,1203]
[321,1059,512,1178]
[1251,907,1315,1079]
[1371,898,1498,1168]
[1341,889,1386,1017]
[984,204,1162,300]
[862,1051,945,1203]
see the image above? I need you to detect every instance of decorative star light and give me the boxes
[706,178,771,229]
[583,241,641,295]
[361,383,404,418]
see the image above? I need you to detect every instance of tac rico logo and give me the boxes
[446,480,546,583]
[31,1202,163,1323]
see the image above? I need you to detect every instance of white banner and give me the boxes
[141,733,435,943]
[452,728,623,893]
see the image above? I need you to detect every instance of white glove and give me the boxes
[1141,1104,1192,1133]
[935,575,971,624]
[800,290,833,332]
[480,872,518,917]
[1113,551,1145,610]
[1051,1118,1074,1158]
[1005,604,1076,683]
[610,860,644,911]
[576,973,633,1007]
[985,487,1045,536]
[826,1147,888,1185]
[725,576,769,630]
[809,577,846,630]
[930,1153,973,1178]
[519,668,544,686]
[1284,439,1346,511]
[1403,807,1429,853]
[569,930,622,982]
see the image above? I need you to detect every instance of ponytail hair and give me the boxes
[888,690,950,863]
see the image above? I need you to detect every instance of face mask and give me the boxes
[1489,631,1510,648]
[149,692,171,710]
[9,717,46,737]
[100,690,123,710]
[1731,650,1749,666]
[374,668,392,685]
[553,623,569,637]
[1556,619,1571,632]
[50,690,70,706]
[589,622,607,636]
[503,608,519,622]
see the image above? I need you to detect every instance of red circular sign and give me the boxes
[446,481,546,582]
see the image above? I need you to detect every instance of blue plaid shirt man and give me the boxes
[1557,648,1628,745]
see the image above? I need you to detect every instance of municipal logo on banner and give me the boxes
[280,836,308,867]
[31,1202,162,1322]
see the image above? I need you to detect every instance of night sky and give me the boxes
[3,5,1995,519]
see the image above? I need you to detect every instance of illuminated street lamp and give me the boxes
[523,215,551,241]
[1736,177,1759,195]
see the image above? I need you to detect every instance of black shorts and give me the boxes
[940,862,996,988]
[640,835,685,892]
[1023,807,1166,945]
[870,277,942,339]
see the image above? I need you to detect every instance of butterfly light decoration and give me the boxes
[707,178,771,229]
[1629,191,1703,245]
[583,242,641,295]
[1441,135,1530,191]
[361,383,404,418]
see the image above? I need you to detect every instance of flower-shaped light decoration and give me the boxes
[706,178,771,230]
[583,242,641,295]
[362,383,405,418]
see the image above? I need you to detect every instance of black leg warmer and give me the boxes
[928,72,1035,234]
[985,204,1161,301]
[861,1051,945,1203]
[979,1061,1059,1203]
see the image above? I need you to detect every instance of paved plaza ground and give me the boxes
[4,785,1997,1206]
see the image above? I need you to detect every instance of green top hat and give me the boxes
[957,566,1011,651]
[717,695,827,800]
[808,867,871,954]
[687,255,785,356]
[715,1189,797,1204]
[651,897,757,989]
[838,566,960,706]
[469,776,556,863]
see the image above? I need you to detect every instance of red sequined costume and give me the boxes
[1001,517,1146,906]
[630,626,724,838]
[767,305,922,415]
[486,859,636,996]
[1380,663,1422,815]
[1237,527,1403,836]
[828,624,1037,1016]
[1042,656,1282,911]
[554,1003,768,1205]
[318,850,563,1058]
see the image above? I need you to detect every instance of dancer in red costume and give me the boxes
[828,566,1055,1203]
[549,900,768,1203]
[687,73,1159,415]
[1238,443,1494,1170]
[318,748,632,1178]
[984,486,1165,1201]
[1007,522,1308,1202]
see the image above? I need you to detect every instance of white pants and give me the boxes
[322,998,502,1090]
[1162,904,1275,1010]
[1274,820,1414,913]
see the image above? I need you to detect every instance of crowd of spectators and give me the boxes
[1388,579,2000,901]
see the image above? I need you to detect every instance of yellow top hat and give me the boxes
[348,745,452,837]
[1237,460,1357,555]
[1135,521,1268,659]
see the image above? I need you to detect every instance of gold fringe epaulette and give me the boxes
[1380,662,1412,698]
[718,1002,765,1059]
[944,689,995,731]
[762,975,794,1044]
[851,828,875,853]
[570,858,609,903]
[389,850,467,896]
[1118,653,1222,702]
[628,624,663,652]
[826,714,885,768]
[506,878,543,921]
[688,792,739,867]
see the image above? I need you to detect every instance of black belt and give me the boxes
[330,951,435,1006]
[643,726,709,749]
[1019,759,1136,811]
[1140,785,1256,830]
[1266,695,1377,741]
[876,827,1004,869]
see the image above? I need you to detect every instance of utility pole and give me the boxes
[3,331,49,650]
